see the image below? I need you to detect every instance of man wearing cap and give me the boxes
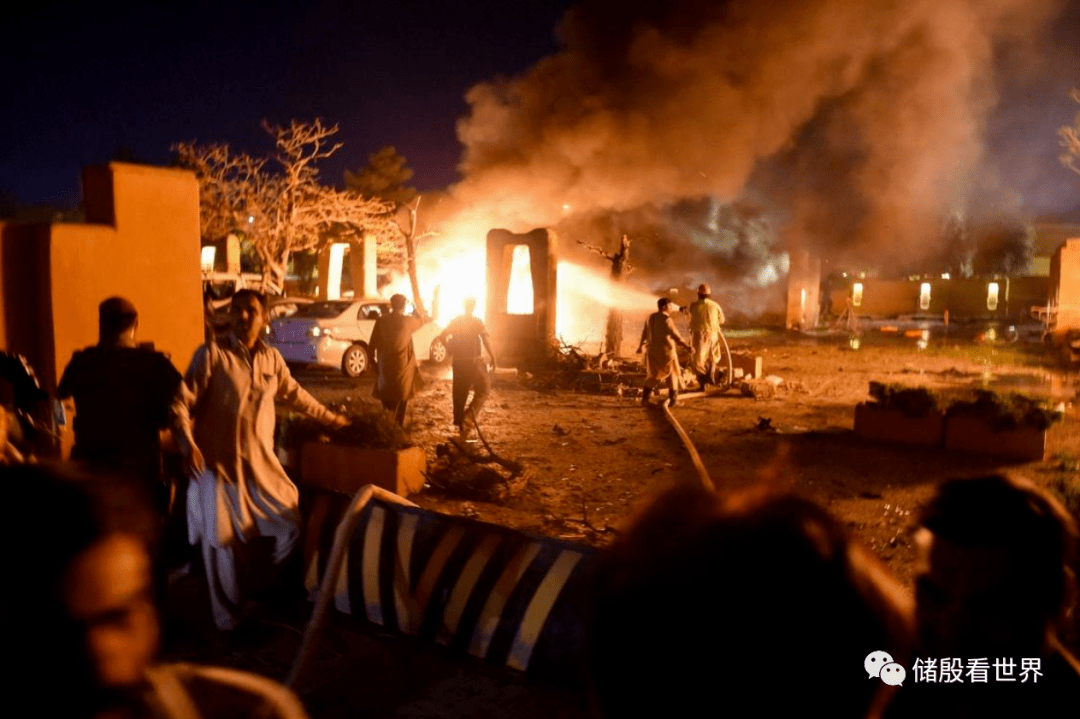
[688,283,725,389]
[637,298,692,407]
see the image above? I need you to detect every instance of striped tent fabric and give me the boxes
[299,490,598,687]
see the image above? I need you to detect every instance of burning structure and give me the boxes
[485,228,558,367]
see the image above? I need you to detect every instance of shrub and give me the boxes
[868,382,940,417]
[944,390,1062,431]
[867,382,1062,430]
[276,397,412,452]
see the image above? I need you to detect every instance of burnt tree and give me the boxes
[578,234,632,358]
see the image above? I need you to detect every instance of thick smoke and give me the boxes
[447,0,1066,283]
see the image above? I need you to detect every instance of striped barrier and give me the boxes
[289,485,598,689]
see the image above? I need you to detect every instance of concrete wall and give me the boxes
[317,237,376,300]
[1051,238,1080,330]
[0,162,203,390]
[486,228,558,366]
[828,275,1050,321]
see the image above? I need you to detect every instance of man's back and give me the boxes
[689,297,724,332]
[371,313,422,356]
[59,346,181,470]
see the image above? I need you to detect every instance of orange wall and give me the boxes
[1,163,203,390]
[1052,239,1080,329]
[830,276,1049,321]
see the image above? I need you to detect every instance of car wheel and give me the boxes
[342,344,369,378]
[429,338,449,365]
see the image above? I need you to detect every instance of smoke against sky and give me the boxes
[447,0,1077,283]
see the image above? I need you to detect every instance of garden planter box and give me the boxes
[943,414,1046,462]
[853,403,944,448]
[299,442,427,497]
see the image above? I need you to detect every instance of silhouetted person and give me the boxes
[589,484,913,719]
[435,297,496,440]
[57,297,182,509]
[637,297,691,406]
[3,462,310,718]
[886,474,1080,719]
[369,294,425,425]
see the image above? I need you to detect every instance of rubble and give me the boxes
[740,379,777,400]
[519,339,645,393]
[424,423,528,503]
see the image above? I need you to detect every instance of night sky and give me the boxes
[2,0,570,207]
[2,0,1079,222]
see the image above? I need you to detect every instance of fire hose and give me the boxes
[652,328,733,492]
[661,402,714,492]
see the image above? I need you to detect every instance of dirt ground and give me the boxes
[305,326,1078,589]
[161,325,1080,717]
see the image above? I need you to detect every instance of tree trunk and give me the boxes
[604,235,631,357]
[261,252,288,297]
[405,230,427,319]
[605,311,624,358]
[404,199,428,319]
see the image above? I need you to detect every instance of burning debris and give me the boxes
[518,338,648,394]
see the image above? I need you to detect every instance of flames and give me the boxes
[382,237,658,349]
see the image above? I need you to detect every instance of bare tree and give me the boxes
[174,120,398,296]
[172,142,264,249]
[1062,88,1080,178]
[578,234,632,358]
[346,146,435,317]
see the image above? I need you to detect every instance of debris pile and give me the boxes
[425,427,528,503]
[519,339,645,394]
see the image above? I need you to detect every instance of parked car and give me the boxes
[206,295,316,342]
[268,299,448,377]
[268,296,315,321]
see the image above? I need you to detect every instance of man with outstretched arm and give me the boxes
[171,289,348,631]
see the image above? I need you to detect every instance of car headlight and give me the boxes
[309,326,332,338]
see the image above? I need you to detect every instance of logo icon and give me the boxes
[865,650,894,679]
[880,663,906,686]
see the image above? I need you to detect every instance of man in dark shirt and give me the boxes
[57,297,182,507]
[434,297,497,440]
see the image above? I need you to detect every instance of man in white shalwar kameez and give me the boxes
[172,290,347,630]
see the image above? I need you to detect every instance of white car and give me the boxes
[268,299,448,377]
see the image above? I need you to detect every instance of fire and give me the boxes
[382,232,658,350]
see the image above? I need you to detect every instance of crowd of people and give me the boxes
[2,290,1078,718]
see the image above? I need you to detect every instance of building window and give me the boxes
[852,283,864,307]
[987,282,1000,311]
[200,246,216,273]
[919,282,931,311]
[507,244,534,315]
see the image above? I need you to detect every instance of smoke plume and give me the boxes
[447,0,1067,280]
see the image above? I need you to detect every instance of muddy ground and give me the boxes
[162,326,1080,717]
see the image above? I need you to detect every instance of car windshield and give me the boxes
[292,301,353,319]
